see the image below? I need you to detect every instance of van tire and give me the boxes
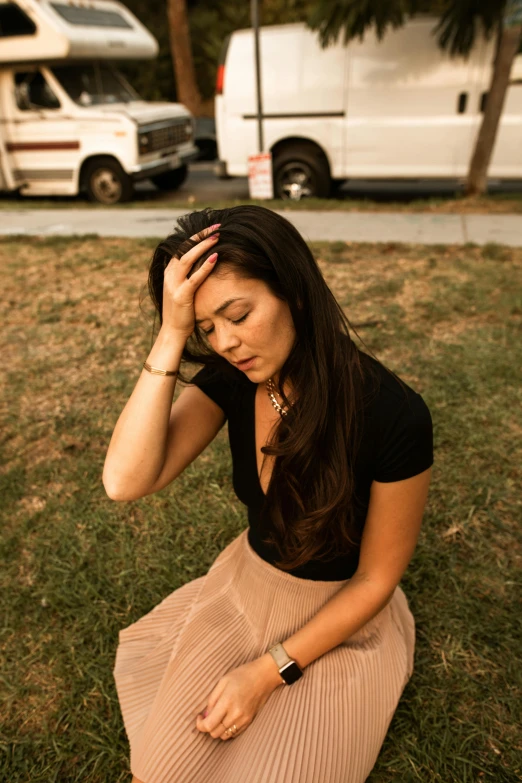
[151,164,188,191]
[83,158,133,205]
[272,145,331,200]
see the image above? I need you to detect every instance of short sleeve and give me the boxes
[373,392,434,482]
[189,364,234,421]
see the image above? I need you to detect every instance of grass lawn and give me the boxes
[1,190,522,213]
[1,236,521,782]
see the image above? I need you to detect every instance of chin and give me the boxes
[246,367,268,383]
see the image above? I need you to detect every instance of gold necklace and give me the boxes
[265,377,293,417]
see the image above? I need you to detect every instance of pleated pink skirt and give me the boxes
[113,527,415,783]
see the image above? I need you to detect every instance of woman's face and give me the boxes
[193,268,296,385]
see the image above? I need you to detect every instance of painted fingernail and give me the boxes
[208,253,218,263]
[202,709,208,718]
[209,233,220,240]
[208,223,221,230]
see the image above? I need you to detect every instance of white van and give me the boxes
[215,18,522,199]
[0,0,199,203]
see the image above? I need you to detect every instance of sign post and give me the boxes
[248,0,274,199]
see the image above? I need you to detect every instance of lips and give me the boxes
[235,356,256,369]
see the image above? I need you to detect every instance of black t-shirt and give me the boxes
[189,349,434,581]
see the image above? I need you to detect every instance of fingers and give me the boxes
[195,712,245,741]
[215,717,244,740]
[168,227,220,274]
[165,237,219,287]
[197,703,245,741]
[219,723,244,740]
[177,223,222,263]
[184,251,218,289]
[189,223,221,243]
[185,233,220,266]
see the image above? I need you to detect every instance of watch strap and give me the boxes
[268,642,292,668]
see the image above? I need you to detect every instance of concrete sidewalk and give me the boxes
[0,208,521,246]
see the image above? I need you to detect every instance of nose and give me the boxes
[213,324,241,355]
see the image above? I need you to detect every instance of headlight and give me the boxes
[185,120,194,141]
[139,132,151,154]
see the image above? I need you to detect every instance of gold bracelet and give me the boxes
[143,361,178,377]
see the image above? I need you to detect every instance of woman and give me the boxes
[104,205,434,783]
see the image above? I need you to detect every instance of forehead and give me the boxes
[193,271,264,318]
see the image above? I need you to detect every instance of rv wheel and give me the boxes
[84,158,133,205]
[273,145,330,200]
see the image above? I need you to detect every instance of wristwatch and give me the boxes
[268,642,304,685]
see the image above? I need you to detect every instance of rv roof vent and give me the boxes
[50,2,133,29]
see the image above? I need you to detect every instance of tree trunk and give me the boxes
[166,0,203,116]
[466,22,522,196]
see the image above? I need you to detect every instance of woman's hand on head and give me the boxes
[161,223,221,340]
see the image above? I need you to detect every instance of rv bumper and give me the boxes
[130,146,200,182]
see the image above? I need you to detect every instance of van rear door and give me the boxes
[216,23,346,178]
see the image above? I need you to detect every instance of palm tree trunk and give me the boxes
[466,21,522,196]
[166,0,203,116]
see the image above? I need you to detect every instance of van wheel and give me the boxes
[151,164,188,191]
[272,146,330,200]
[84,158,133,205]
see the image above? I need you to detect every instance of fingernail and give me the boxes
[208,253,218,264]
[208,223,221,230]
[202,709,208,718]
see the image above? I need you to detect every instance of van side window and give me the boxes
[0,5,36,37]
[14,72,61,111]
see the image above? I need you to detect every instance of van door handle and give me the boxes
[457,92,468,113]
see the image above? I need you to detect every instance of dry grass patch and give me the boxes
[1,235,521,782]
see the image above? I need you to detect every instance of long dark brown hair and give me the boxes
[147,205,407,571]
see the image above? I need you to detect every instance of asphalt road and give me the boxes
[2,161,519,207]
[134,161,522,204]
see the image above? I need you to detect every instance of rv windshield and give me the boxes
[51,64,139,106]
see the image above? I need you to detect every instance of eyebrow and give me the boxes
[195,297,247,324]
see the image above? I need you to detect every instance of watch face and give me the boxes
[280,661,303,684]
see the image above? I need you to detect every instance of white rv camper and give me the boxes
[0,0,199,203]
[215,19,522,199]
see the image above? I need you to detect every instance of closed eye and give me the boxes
[202,313,249,336]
